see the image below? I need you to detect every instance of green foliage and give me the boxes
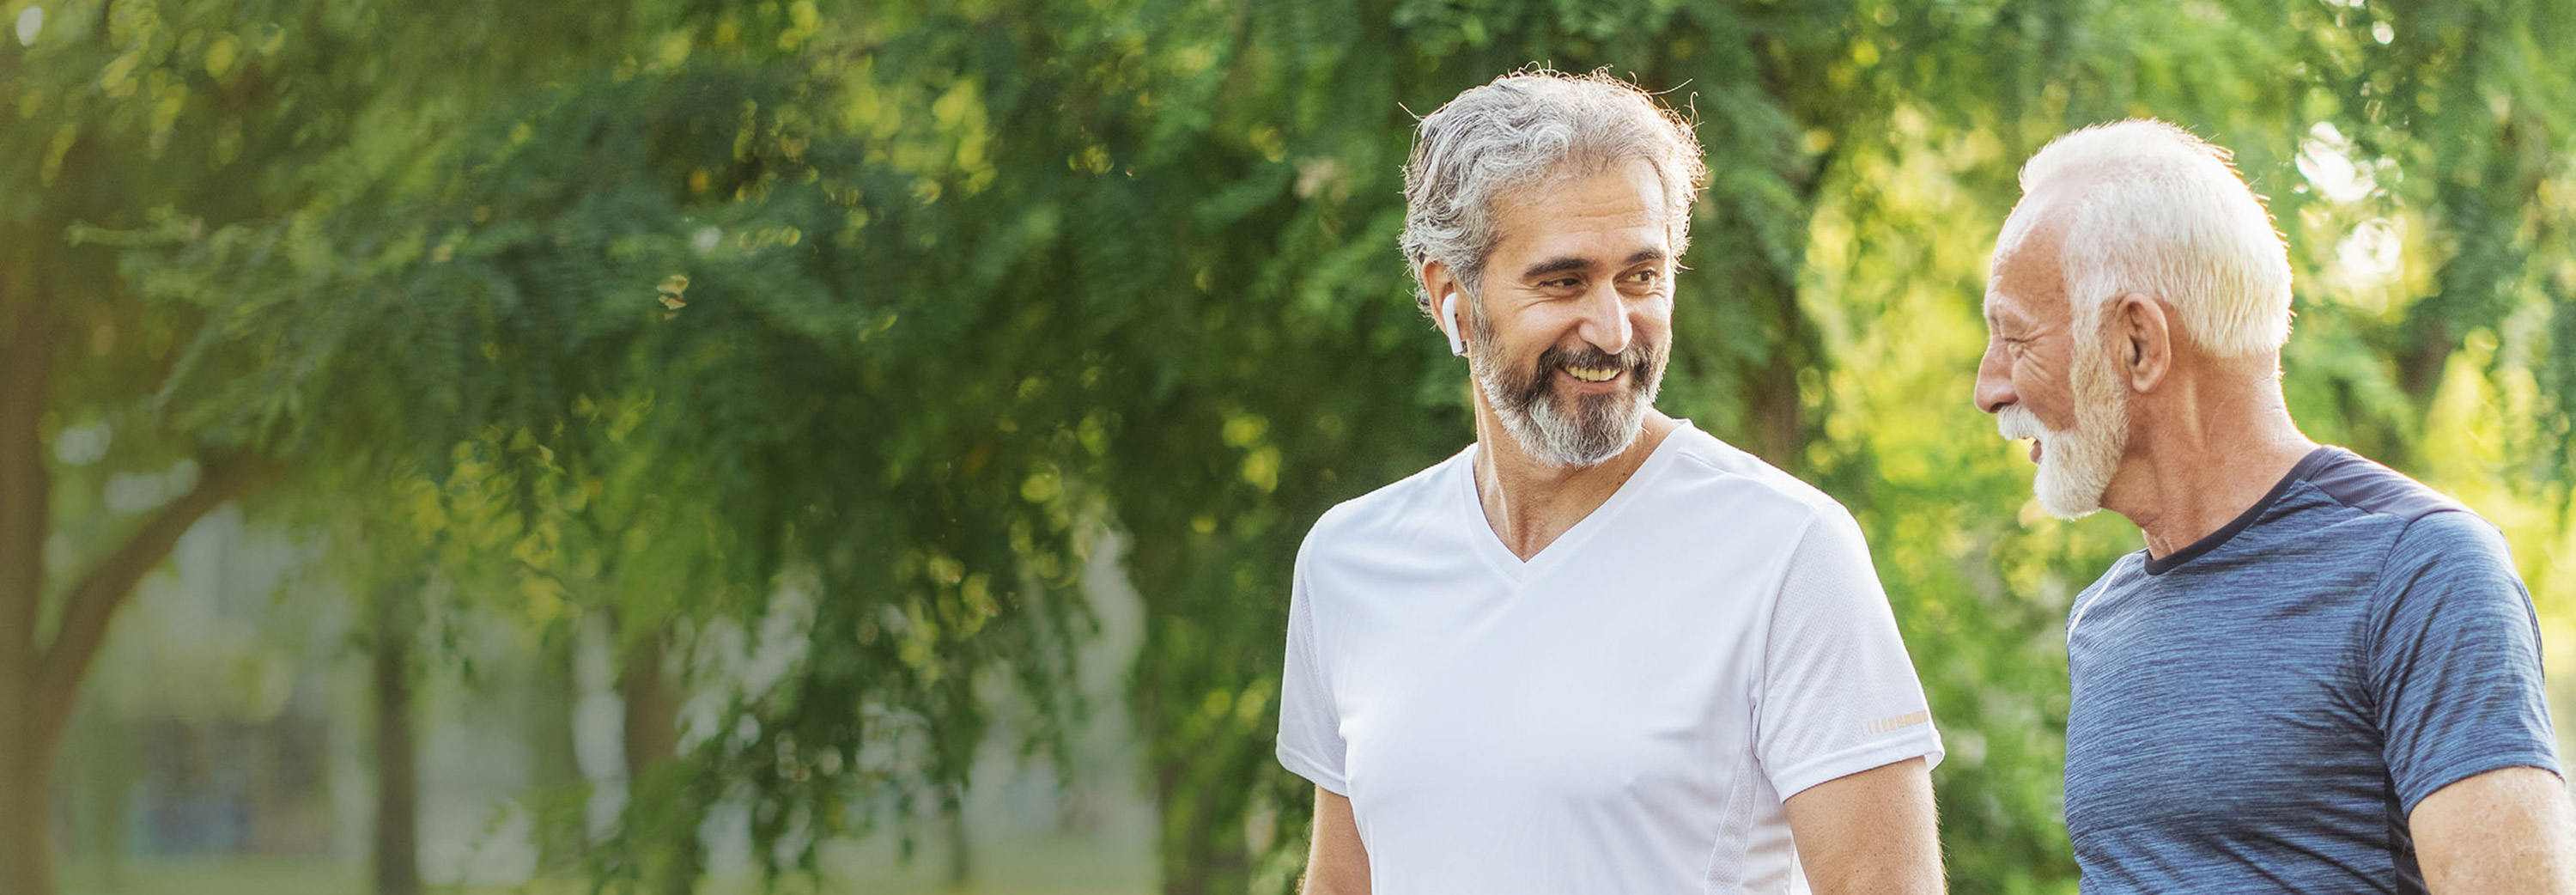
[40,2,2576,895]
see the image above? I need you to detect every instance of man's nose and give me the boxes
[1973,342,2015,414]
[1575,283,1632,356]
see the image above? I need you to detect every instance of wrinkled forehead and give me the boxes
[1490,156,1674,240]
[1495,153,1674,215]
[1993,202,2046,260]
[1986,189,2075,319]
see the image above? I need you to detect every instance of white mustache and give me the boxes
[1996,405,2055,442]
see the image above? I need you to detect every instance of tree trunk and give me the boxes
[618,624,678,779]
[0,259,60,895]
[617,619,698,895]
[944,784,972,889]
[0,669,64,895]
[1,270,270,895]
[1744,247,1816,475]
[372,584,422,895]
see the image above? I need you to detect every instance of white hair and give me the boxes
[1398,69,1705,319]
[2014,119,2293,358]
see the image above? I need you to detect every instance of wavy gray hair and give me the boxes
[1398,70,1707,320]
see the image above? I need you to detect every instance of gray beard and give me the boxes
[1471,336,1666,468]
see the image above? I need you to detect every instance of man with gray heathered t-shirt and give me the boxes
[1974,119,2576,893]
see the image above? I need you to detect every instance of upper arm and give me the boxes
[1278,540,1350,792]
[2411,765,2576,895]
[1761,512,1944,892]
[1783,758,1943,895]
[2372,514,2569,892]
[1303,786,1370,895]
[1755,508,1943,797]
[1283,539,1364,893]
[2372,513,2560,810]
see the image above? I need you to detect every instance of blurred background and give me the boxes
[4,0,2575,892]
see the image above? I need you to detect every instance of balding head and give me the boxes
[2002,120,2293,358]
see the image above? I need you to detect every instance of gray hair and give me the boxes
[1398,69,1707,319]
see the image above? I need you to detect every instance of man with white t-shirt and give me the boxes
[1276,70,1946,894]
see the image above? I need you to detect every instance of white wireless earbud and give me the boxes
[1438,292,1467,356]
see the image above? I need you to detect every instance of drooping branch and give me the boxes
[33,450,279,734]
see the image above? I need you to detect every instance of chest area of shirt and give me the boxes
[2065,574,2390,828]
[1323,556,1783,807]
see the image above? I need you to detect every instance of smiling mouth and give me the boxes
[1562,365,1622,383]
[2029,440,2044,463]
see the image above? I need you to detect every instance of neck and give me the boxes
[2100,368,2317,559]
[1471,402,1678,561]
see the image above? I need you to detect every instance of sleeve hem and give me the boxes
[1767,728,1945,801]
[2397,752,2562,814]
[1277,745,1349,796]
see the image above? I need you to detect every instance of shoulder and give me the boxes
[1298,445,1473,563]
[1654,428,1881,600]
[2353,496,2525,634]
[2379,509,2518,594]
[2287,448,2511,575]
[2300,447,2474,525]
[2387,506,2510,557]
[1660,424,1855,534]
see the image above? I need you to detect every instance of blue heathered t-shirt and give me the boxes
[2063,446,2560,894]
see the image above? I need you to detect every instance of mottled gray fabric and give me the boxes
[2064,447,2560,894]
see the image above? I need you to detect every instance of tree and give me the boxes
[69,3,2576,895]
[820,2,2576,892]
[0,1,739,889]
[0,0,284,874]
[131,13,1103,888]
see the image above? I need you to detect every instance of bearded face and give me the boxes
[1469,322,1668,468]
[1437,157,1680,467]
[1996,320,2130,519]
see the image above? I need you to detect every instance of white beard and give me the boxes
[1471,342,1662,469]
[1998,337,2129,519]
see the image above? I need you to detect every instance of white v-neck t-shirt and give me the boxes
[1276,422,1941,893]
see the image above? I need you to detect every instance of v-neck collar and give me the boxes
[1455,422,1696,582]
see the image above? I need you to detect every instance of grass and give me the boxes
[60,832,1152,895]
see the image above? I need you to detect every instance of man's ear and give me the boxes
[1422,260,1467,354]
[2115,292,2172,393]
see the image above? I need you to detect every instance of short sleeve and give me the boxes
[1276,542,1349,794]
[2370,511,2561,813]
[1755,508,1944,800]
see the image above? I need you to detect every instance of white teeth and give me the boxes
[1564,366,1619,382]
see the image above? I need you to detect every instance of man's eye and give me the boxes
[1625,269,1660,284]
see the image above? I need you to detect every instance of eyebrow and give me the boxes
[1520,256,1590,280]
[1518,248,1668,281]
[1984,297,2023,332]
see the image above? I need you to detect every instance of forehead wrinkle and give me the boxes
[1990,192,2075,326]
[1490,158,1671,280]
